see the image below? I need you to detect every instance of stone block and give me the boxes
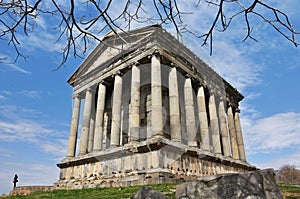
[131,186,170,199]
[176,169,282,199]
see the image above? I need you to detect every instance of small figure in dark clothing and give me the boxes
[13,174,18,188]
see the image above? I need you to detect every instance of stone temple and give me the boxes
[54,24,256,189]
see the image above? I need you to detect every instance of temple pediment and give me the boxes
[68,25,160,86]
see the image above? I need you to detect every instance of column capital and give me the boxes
[195,81,207,90]
[72,93,82,99]
[148,49,160,59]
[191,65,197,74]
[86,87,96,93]
[202,80,208,88]
[208,88,217,95]
[152,49,160,56]
[112,71,123,77]
[235,108,241,113]
[128,61,139,69]
[216,96,223,103]
[132,61,139,66]
[99,79,108,86]
[170,62,177,68]
[228,102,237,109]
[216,95,227,104]
[185,73,192,79]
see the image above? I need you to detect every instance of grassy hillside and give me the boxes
[2,183,300,199]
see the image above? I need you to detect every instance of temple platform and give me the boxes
[54,137,256,189]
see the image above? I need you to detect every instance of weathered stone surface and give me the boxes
[131,186,170,199]
[9,186,53,196]
[176,169,282,199]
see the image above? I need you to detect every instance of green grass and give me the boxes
[2,183,300,199]
[279,184,300,193]
[279,184,300,199]
[2,183,177,199]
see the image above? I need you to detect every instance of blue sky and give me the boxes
[0,0,300,195]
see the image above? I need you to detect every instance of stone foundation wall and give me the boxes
[55,138,256,189]
[9,186,53,196]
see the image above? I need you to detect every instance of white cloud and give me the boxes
[1,90,13,96]
[0,53,32,74]
[18,31,64,53]
[243,112,300,154]
[7,64,32,74]
[0,105,68,156]
[0,120,51,142]
[39,139,67,158]
[0,90,41,99]
[212,41,262,92]
[35,15,47,30]
[19,90,41,99]
[0,105,44,120]
[0,147,15,157]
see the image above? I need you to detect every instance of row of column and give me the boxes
[168,64,246,161]
[66,53,246,161]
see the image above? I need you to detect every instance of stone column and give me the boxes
[227,105,239,159]
[197,86,210,151]
[129,64,140,143]
[110,74,123,147]
[218,98,230,157]
[88,110,95,152]
[208,92,222,154]
[102,112,109,149]
[151,52,164,137]
[184,77,197,147]
[169,65,181,142]
[79,88,93,155]
[67,95,81,157]
[234,108,246,161]
[93,82,106,151]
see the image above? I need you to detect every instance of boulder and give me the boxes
[176,169,282,199]
[131,186,170,199]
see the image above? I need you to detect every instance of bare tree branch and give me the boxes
[0,0,298,68]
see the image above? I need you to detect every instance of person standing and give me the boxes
[13,174,18,188]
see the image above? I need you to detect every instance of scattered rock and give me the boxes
[131,186,170,199]
[176,169,283,199]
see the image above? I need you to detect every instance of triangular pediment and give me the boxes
[68,25,161,85]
